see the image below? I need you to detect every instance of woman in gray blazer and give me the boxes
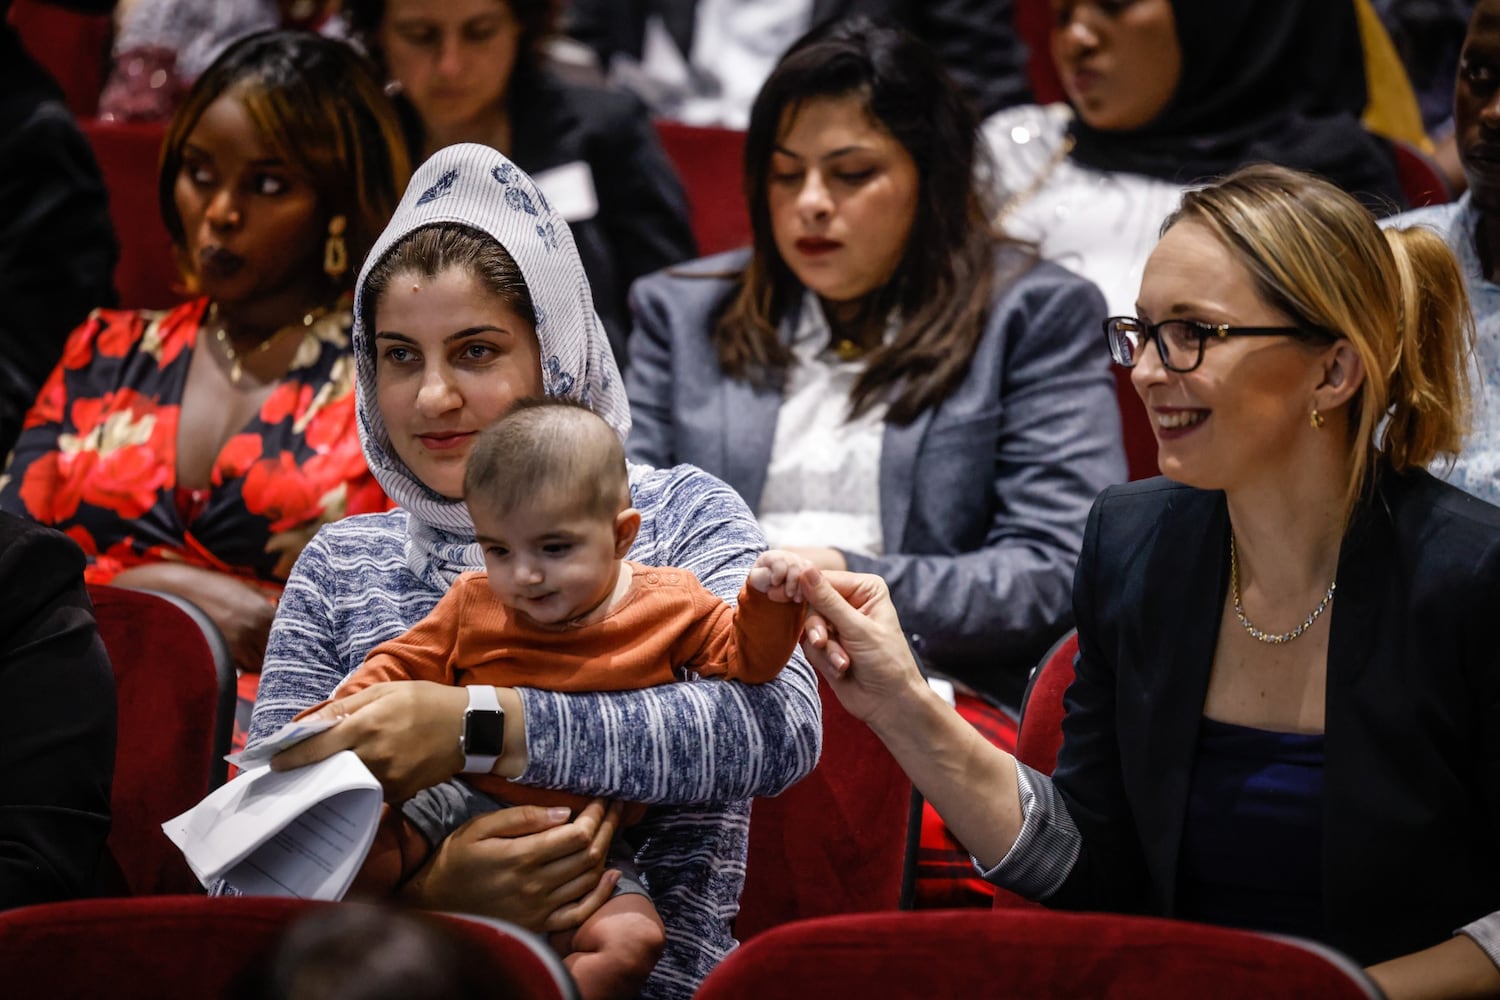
[624,18,1125,707]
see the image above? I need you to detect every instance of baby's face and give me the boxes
[472,493,623,628]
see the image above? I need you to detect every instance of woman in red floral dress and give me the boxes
[0,31,410,742]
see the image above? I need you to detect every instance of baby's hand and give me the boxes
[748,549,813,603]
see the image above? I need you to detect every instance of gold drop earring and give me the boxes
[324,215,348,280]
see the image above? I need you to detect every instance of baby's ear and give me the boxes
[614,507,642,557]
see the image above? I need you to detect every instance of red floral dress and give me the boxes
[0,299,388,740]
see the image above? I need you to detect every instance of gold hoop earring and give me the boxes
[324,215,348,280]
[1310,408,1325,430]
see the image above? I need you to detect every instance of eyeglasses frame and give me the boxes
[1103,316,1336,374]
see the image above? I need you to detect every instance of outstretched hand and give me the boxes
[747,548,815,603]
[797,567,927,729]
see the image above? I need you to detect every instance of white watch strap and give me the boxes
[461,685,503,774]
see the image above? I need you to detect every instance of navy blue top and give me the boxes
[1176,716,1326,939]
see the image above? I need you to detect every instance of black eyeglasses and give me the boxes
[1104,316,1333,373]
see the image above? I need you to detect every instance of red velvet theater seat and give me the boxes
[697,910,1383,1000]
[89,585,233,896]
[78,118,184,311]
[736,674,914,940]
[0,896,579,1000]
[1015,628,1078,777]
[7,0,113,117]
[653,120,750,255]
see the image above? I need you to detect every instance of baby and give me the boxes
[325,398,811,1000]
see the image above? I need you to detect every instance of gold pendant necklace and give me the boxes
[1229,533,1336,645]
[833,338,866,362]
[208,302,328,385]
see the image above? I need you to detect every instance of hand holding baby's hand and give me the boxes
[748,549,814,603]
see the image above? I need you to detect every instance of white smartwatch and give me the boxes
[460,685,505,774]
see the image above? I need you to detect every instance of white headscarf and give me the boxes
[352,143,631,589]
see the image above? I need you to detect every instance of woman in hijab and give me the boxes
[245,143,820,1000]
[984,0,1406,315]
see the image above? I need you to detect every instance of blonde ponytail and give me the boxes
[1379,225,1473,473]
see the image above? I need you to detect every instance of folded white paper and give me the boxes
[225,717,342,770]
[163,750,382,900]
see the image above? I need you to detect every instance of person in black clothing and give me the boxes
[0,1,119,458]
[0,512,115,908]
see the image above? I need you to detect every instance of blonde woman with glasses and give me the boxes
[793,164,1500,999]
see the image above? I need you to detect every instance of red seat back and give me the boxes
[1016,629,1077,776]
[1014,0,1067,105]
[737,674,913,940]
[0,896,578,1000]
[698,909,1382,1000]
[7,0,113,117]
[1114,366,1161,481]
[77,118,185,310]
[89,585,231,895]
[1390,137,1453,209]
[653,120,751,255]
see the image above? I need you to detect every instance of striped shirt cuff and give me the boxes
[971,760,1082,900]
[1457,911,1500,971]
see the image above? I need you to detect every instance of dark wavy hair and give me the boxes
[158,29,410,295]
[716,17,1018,423]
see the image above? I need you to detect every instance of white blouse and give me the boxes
[982,103,1189,317]
[757,293,889,557]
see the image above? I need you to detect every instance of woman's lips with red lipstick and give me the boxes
[198,246,246,280]
[795,237,842,255]
[417,431,476,451]
[1069,68,1102,93]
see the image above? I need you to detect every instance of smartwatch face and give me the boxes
[466,710,505,756]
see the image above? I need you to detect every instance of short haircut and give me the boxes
[464,399,629,522]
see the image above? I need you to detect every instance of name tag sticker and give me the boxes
[534,161,599,222]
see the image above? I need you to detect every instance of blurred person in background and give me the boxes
[563,0,1032,127]
[984,0,1406,316]
[344,0,697,365]
[1387,0,1500,505]
[0,0,118,458]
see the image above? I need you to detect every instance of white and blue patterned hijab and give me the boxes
[352,143,631,589]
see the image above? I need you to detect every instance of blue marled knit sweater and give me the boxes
[249,463,822,999]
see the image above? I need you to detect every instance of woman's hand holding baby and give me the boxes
[400,799,624,933]
[748,549,816,603]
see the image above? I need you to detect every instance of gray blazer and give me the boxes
[624,248,1126,704]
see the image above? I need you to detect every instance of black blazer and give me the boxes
[0,513,115,907]
[564,0,1031,118]
[1051,469,1500,964]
